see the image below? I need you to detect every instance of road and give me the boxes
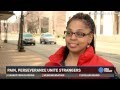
[8,39,120,74]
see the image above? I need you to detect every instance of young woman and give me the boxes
[45,12,119,79]
[45,13,115,67]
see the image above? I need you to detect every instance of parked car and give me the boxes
[40,33,56,44]
[23,33,36,45]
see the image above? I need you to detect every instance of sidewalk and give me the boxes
[0,42,48,75]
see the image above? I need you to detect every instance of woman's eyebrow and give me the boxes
[75,29,84,32]
[76,29,83,31]
[67,28,83,31]
[67,28,72,31]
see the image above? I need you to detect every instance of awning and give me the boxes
[0,11,14,20]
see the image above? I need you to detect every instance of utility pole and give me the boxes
[18,11,25,52]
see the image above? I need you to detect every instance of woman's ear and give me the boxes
[88,33,94,44]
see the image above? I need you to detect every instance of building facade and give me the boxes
[7,11,120,43]
[23,11,66,37]
[66,11,120,42]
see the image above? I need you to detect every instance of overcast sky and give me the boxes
[8,11,26,23]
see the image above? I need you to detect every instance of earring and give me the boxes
[87,44,90,48]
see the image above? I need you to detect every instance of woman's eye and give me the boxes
[67,31,71,34]
[77,32,85,37]
[77,32,83,35]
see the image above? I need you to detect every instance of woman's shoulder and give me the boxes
[47,46,66,64]
[92,54,114,66]
[54,46,66,54]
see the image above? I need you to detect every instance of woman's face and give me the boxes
[65,20,93,53]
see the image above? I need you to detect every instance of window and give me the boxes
[100,11,103,34]
[113,11,119,35]
[41,17,49,33]
[94,11,97,34]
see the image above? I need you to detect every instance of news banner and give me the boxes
[5,66,119,79]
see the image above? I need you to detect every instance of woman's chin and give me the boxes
[68,46,85,53]
[68,47,79,53]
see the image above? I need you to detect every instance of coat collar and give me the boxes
[77,46,94,65]
[49,46,95,66]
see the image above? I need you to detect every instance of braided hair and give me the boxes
[63,13,96,62]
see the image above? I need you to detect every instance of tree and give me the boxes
[26,11,39,34]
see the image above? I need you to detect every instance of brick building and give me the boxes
[23,11,66,37]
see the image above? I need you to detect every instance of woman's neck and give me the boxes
[65,52,81,66]
[69,52,80,60]
[64,47,88,66]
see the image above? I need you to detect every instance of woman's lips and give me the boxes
[68,43,79,48]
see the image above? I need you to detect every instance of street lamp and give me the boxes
[18,11,25,52]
